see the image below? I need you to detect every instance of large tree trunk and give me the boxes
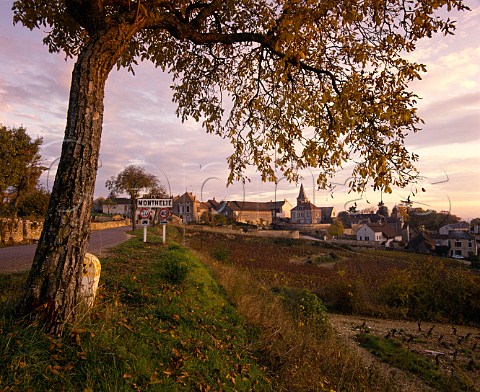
[19,23,141,335]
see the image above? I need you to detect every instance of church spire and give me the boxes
[297,184,309,204]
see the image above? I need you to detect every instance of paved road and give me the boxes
[0,226,132,274]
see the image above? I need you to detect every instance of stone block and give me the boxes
[80,253,101,309]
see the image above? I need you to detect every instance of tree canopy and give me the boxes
[16,186,51,219]
[0,124,45,217]
[406,208,461,232]
[106,165,165,229]
[328,219,344,238]
[13,0,468,193]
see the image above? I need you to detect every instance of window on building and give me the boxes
[365,236,370,241]
[186,205,190,213]
[455,241,461,248]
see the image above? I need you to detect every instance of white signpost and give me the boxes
[158,208,171,244]
[136,199,172,244]
[139,208,151,242]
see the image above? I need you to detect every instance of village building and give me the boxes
[346,213,383,225]
[408,228,478,258]
[219,201,272,226]
[102,197,131,217]
[290,184,335,224]
[470,222,480,236]
[267,200,293,223]
[356,222,402,246]
[171,192,204,223]
[406,232,437,254]
[446,230,478,258]
[439,222,470,235]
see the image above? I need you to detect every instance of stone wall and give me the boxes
[184,224,299,239]
[254,230,300,239]
[0,218,130,245]
[0,219,43,245]
[332,238,382,248]
[90,219,130,231]
[275,222,331,233]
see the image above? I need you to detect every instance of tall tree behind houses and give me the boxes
[105,165,163,230]
[0,124,45,217]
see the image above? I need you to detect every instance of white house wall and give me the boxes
[356,225,377,242]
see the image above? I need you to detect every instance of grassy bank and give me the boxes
[184,228,480,391]
[0,227,274,391]
[5,226,464,391]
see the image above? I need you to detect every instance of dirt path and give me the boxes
[328,313,480,391]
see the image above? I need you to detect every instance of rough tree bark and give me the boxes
[20,22,143,334]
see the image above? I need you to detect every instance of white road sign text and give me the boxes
[137,199,172,208]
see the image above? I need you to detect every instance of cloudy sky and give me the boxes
[0,2,479,220]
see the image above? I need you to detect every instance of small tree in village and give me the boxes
[16,186,51,219]
[105,165,163,231]
[13,0,469,333]
[377,201,390,219]
[328,219,344,239]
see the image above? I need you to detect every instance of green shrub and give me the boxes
[379,270,413,318]
[168,241,182,250]
[272,287,329,333]
[210,245,231,262]
[306,252,338,265]
[321,269,358,313]
[379,258,480,323]
[298,289,328,324]
[159,249,190,285]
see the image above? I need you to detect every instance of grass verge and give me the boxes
[196,248,397,391]
[357,333,475,391]
[0,226,274,391]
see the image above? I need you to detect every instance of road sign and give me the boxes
[158,208,171,221]
[141,219,149,226]
[137,198,172,208]
[139,208,150,219]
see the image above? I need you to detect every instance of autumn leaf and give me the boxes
[76,351,87,360]
[70,328,86,335]
[47,365,62,375]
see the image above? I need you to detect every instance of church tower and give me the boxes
[297,184,309,206]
